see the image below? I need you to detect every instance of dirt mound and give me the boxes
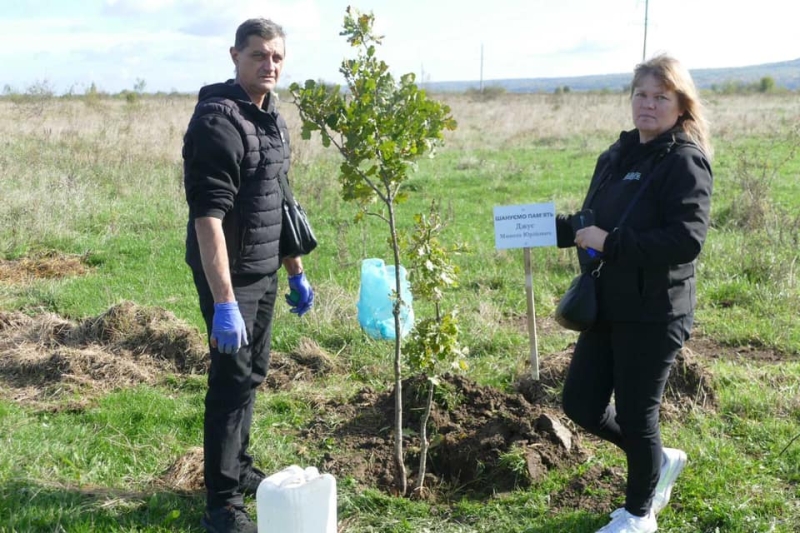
[72,302,208,373]
[549,463,626,515]
[515,349,573,409]
[0,302,208,405]
[0,304,340,409]
[516,344,717,418]
[265,337,338,391]
[303,373,585,499]
[157,446,205,494]
[662,346,717,417]
[0,302,725,507]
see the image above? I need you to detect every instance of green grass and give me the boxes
[1,94,799,531]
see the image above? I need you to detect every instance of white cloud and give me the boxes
[0,0,797,94]
[103,0,180,16]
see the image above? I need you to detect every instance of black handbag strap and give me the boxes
[586,139,675,227]
[589,144,674,278]
[616,172,654,228]
[591,171,654,278]
[276,173,296,205]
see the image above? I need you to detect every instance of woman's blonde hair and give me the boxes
[631,54,713,159]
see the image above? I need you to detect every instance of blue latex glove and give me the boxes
[211,301,248,354]
[286,273,314,316]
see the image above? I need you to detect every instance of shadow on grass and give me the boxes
[520,513,607,532]
[2,478,615,532]
[0,478,206,532]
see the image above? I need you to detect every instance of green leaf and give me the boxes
[163,509,181,526]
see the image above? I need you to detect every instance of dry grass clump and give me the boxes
[72,301,207,373]
[290,337,337,374]
[0,251,89,284]
[0,302,207,405]
[0,303,341,406]
[156,446,205,493]
[0,310,31,331]
[264,337,339,392]
[661,347,718,419]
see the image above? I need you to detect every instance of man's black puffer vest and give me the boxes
[183,81,289,276]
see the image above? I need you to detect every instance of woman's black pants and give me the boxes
[193,270,278,510]
[562,314,692,516]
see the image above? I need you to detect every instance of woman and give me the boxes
[556,55,713,533]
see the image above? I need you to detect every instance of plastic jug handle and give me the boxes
[303,466,320,481]
[279,472,306,488]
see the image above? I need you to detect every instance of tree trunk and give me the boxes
[414,379,435,494]
[388,202,407,495]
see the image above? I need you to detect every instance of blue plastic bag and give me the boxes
[357,258,414,340]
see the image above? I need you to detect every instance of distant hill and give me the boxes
[424,57,800,93]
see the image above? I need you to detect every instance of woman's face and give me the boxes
[631,73,683,143]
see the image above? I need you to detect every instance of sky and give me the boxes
[1,0,798,95]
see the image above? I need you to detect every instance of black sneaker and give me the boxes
[200,505,257,533]
[239,466,266,497]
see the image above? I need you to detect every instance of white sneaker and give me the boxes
[596,509,657,533]
[609,508,625,519]
[653,447,687,514]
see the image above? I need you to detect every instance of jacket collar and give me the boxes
[197,80,277,114]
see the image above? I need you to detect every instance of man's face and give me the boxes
[231,35,285,103]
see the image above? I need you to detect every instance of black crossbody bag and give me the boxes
[554,172,656,332]
[278,173,318,257]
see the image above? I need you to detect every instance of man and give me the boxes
[183,18,314,533]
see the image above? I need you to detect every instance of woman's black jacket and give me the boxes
[556,128,713,322]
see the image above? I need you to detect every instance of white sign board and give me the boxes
[493,202,557,250]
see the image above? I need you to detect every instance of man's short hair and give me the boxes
[234,18,286,51]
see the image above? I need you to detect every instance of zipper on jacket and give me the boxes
[231,203,246,271]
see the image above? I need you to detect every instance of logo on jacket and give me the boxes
[622,172,641,181]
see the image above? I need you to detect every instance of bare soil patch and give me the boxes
[687,335,792,363]
[1,303,725,508]
[296,336,714,506]
[302,373,585,501]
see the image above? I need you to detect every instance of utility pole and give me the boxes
[479,43,484,93]
[642,0,649,61]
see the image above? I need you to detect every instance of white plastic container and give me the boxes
[256,465,337,533]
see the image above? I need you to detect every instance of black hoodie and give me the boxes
[183,80,289,276]
[556,128,713,322]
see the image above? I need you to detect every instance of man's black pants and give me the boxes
[561,314,692,516]
[193,270,278,510]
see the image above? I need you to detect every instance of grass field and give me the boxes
[0,90,799,532]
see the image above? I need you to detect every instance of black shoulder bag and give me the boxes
[554,173,656,332]
[278,173,318,257]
